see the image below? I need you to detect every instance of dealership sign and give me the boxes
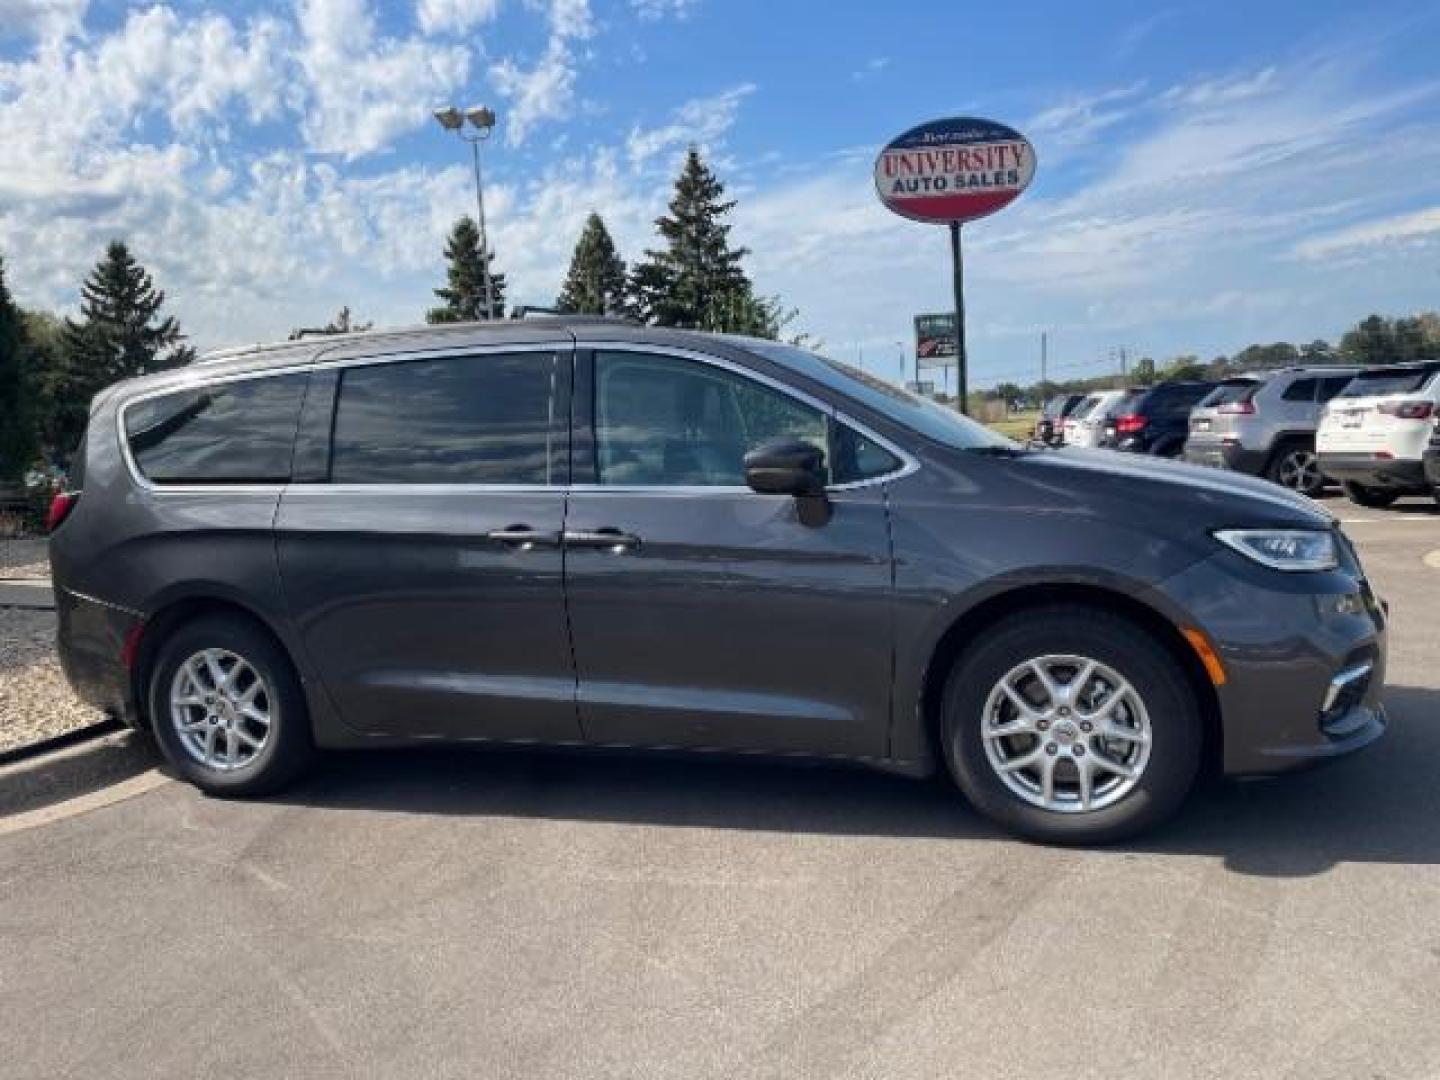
[874,117,1035,225]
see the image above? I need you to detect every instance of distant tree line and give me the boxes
[983,312,1440,410]
[424,147,802,341]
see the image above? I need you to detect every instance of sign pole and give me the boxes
[949,221,968,416]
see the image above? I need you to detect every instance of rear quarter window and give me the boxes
[124,373,308,484]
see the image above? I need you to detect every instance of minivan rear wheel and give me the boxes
[149,614,313,797]
[1342,482,1397,509]
[941,606,1202,844]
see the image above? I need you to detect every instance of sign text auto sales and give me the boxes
[877,141,1030,198]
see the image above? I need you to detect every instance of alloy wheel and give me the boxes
[980,654,1153,813]
[169,648,274,771]
[1277,449,1321,494]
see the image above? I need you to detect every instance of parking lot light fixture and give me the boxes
[433,103,499,319]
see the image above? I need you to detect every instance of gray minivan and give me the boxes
[48,319,1388,843]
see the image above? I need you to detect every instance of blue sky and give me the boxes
[3,0,1440,388]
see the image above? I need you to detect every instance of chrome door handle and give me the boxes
[563,528,641,552]
[485,526,560,550]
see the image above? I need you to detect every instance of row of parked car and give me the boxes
[1032,360,1440,507]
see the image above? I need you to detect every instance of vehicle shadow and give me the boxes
[274,684,1440,878]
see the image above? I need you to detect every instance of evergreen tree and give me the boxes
[427,216,506,323]
[55,241,192,452]
[556,213,628,316]
[629,148,750,330]
[288,305,374,339]
[0,253,36,479]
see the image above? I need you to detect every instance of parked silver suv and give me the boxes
[1183,367,1359,495]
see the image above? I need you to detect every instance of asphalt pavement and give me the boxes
[2,494,1438,1080]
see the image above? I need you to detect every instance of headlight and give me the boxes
[1214,528,1338,572]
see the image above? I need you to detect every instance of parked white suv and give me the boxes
[1065,389,1140,449]
[1317,361,1440,507]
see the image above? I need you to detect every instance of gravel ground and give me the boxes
[0,536,49,580]
[0,608,98,752]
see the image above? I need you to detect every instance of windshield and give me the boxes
[1070,396,1099,419]
[1337,366,1439,398]
[745,343,1015,450]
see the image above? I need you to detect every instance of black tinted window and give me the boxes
[1337,366,1440,398]
[331,353,557,485]
[1318,376,1353,402]
[595,351,826,486]
[1146,384,1213,418]
[125,374,306,484]
[1200,379,1261,407]
[1281,378,1318,402]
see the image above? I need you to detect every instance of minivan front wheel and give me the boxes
[942,607,1202,844]
[149,614,313,796]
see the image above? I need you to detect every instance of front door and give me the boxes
[275,344,582,743]
[564,347,898,758]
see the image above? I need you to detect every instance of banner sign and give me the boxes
[915,312,957,368]
[875,117,1035,225]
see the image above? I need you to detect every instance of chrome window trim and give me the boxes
[115,338,919,495]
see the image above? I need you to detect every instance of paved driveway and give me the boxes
[3,498,1439,1079]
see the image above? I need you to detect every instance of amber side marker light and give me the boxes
[1182,627,1227,687]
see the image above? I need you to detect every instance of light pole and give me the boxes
[434,105,497,320]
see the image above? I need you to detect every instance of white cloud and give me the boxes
[490,37,579,146]
[0,0,85,41]
[625,83,755,167]
[850,57,889,83]
[1295,206,1440,260]
[630,0,697,20]
[416,0,503,35]
[298,0,470,158]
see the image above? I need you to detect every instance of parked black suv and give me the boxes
[48,319,1387,843]
[1033,394,1087,446]
[1102,381,1217,457]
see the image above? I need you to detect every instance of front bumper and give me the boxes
[1317,453,1428,492]
[1159,550,1388,775]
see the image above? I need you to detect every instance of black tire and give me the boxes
[941,605,1203,845]
[1343,482,1397,509]
[148,614,313,797]
[1266,439,1324,497]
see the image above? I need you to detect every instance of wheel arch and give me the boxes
[914,582,1224,779]
[129,594,295,732]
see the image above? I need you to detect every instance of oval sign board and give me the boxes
[874,117,1036,225]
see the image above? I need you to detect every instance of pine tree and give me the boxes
[556,213,628,316]
[54,241,192,452]
[0,252,36,479]
[427,216,506,323]
[629,149,751,330]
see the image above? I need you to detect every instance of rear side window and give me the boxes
[1337,366,1440,398]
[1281,378,1318,402]
[125,374,307,484]
[1200,379,1261,407]
[331,353,558,485]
